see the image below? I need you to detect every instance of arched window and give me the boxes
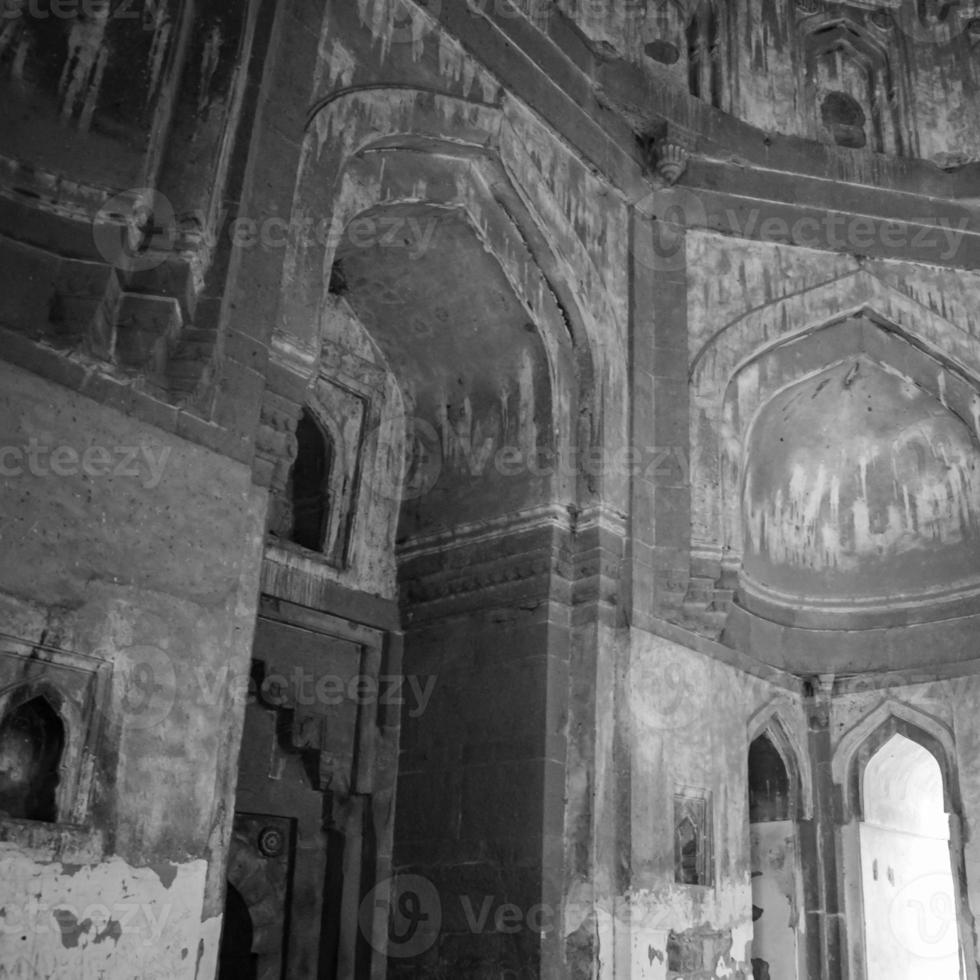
[0,696,65,823]
[286,409,333,552]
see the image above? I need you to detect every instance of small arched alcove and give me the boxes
[0,695,65,823]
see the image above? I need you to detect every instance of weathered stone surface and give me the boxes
[2,1,980,978]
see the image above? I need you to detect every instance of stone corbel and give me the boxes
[641,124,695,189]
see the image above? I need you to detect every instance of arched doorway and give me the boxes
[218,882,258,980]
[860,733,961,980]
[748,731,802,980]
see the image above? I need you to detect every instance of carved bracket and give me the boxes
[640,124,696,189]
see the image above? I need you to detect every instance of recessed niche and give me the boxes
[645,39,680,64]
[749,734,791,823]
[0,696,65,823]
[674,790,713,886]
[821,90,867,148]
[288,409,334,552]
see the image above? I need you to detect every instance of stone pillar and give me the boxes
[803,674,844,980]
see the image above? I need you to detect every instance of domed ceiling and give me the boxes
[741,357,980,621]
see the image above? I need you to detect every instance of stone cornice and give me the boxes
[424,0,980,206]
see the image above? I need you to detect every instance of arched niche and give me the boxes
[689,270,980,588]
[0,696,64,823]
[747,704,812,820]
[800,14,909,155]
[739,353,980,625]
[749,733,792,824]
[0,680,87,825]
[675,815,700,883]
[265,87,612,517]
[693,309,980,673]
[719,313,980,598]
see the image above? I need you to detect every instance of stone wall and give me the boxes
[0,359,266,978]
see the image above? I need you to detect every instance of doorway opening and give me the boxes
[860,733,961,980]
[218,882,258,980]
[748,732,801,980]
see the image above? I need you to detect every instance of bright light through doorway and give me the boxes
[860,734,960,980]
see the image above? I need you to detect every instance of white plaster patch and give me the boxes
[0,849,215,980]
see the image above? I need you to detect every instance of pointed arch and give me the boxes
[224,831,287,962]
[689,270,980,575]
[748,702,813,819]
[0,694,64,822]
[272,90,615,514]
[831,700,958,822]
[717,311,980,598]
[0,679,87,824]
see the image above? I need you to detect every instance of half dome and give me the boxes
[740,357,980,626]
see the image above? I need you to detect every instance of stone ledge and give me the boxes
[0,331,253,468]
